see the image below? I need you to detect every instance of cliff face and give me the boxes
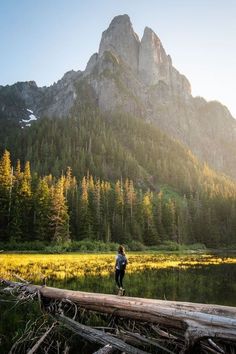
[83,15,236,179]
[1,14,236,179]
[98,15,140,72]
[85,15,191,108]
[0,70,82,126]
[139,26,191,97]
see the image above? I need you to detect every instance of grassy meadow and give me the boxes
[1,252,236,284]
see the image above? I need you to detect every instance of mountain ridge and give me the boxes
[1,14,236,180]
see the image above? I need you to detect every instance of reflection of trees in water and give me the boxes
[47,264,236,306]
[122,264,236,306]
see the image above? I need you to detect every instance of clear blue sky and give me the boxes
[1,0,236,117]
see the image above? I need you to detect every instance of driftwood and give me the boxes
[92,344,115,354]
[27,322,56,354]
[1,278,236,353]
[118,331,175,354]
[56,314,149,354]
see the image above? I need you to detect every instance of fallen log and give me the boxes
[27,322,56,354]
[92,344,114,354]
[1,279,236,350]
[56,313,149,354]
[120,331,175,353]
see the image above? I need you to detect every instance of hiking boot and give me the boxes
[121,288,125,296]
[117,287,122,296]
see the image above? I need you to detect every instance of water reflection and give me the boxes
[48,263,236,306]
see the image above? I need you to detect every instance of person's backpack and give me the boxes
[117,254,127,270]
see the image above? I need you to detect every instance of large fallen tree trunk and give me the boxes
[1,278,236,351]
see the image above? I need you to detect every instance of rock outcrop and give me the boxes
[1,14,236,180]
[139,27,170,86]
[0,70,82,123]
[98,15,140,72]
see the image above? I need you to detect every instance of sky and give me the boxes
[0,0,236,117]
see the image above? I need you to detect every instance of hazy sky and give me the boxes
[1,0,236,117]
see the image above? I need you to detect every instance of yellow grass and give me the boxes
[1,253,236,282]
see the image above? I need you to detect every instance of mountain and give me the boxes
[1,14,236,180]
[1,15,236,248]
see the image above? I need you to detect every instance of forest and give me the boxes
[0,145,236,249]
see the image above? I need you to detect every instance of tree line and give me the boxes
[0,150,236,248]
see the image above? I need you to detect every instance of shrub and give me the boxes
[156,241,180,251]
[187,243,206,250]
[127,241,146,251]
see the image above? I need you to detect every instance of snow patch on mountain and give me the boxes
[20,109,38,128]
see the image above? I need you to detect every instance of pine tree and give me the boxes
[34,178,51,241]
[113,180,126,243]
[100,180,112,242]
[93,179,102,240]
[8,159,23,241]
[162,199,177,242]
[153,191,167,242]
[0,150,13,241]
[17,161,33,239]
[142,191,159,245]
[64,167,78,240]
[78,176,94,239]
[49,176,70,243]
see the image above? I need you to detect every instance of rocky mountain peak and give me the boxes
[109,14,132,26]
[98,14,140,72]
[142,26,168,64]
[1,14,236,180]
[139,26,169,85]
[96,15,190,97]
[142,27,163,49]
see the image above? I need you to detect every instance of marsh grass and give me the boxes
[1,253,236,283]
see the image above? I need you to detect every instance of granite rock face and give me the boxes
[84,15,192,115]
[139,27,170,86]
[83,15,236,179]
[138,26,191,96]
[1,14,236,179]
[0,70,82,123]
[98,15,140,72]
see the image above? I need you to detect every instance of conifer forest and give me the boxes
[1,109,236,248]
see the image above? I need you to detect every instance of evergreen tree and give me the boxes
[0,145,236,248]
[78,176,94,239]
[8,159,23,241]
[0,150,13,241]
[18,161,33,239]
[142,191,159,245]
[34,178,51,241]
[153,192,167,242]
[49,176,70,243]
[162,199,177,242]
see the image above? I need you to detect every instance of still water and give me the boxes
[48,263,236,306]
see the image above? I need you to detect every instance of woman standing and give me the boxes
[115,245,128,296]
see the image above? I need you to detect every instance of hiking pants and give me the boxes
[115,269,125,288]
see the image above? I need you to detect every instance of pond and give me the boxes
[1,252,236,352]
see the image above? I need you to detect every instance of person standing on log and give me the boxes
[115,245,128,296]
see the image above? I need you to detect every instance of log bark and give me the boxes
[92,344,114,354]
[1,279,236,345]
[27,322,56,354]
[120,331,175,353]
[56,314,149,354]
